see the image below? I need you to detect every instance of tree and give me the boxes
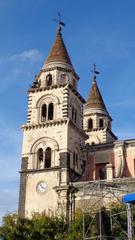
[0,214,68,240]
[0,202,134,240]
[67,210,96,240]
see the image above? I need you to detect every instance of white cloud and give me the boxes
[10,49,43,62]
[109,99,135,108]
[0,48,43,93]
[0,49,43,65]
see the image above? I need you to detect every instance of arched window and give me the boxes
[99,118,104,128]
[41,104,47,122]
[48,103,54,120]
[88,118,93,129]
[46,74,52,86]
[45,147,51,168]
[37,148,43,169]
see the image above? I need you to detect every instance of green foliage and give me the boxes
[67,210,96,240]
[0,214,68,240]
[110,202,127,239]
[0,214,32,240]
[0,202,134,239]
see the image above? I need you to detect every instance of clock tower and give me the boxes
[18,26,86,220]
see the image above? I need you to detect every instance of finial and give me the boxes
[53,12,65,33]
[91,63,100,82]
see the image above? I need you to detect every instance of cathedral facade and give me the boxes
[18,26,135,220]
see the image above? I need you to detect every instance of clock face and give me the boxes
[37,181,47,193]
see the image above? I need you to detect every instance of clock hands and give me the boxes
[40,183,46,189]
[37,181,47,193]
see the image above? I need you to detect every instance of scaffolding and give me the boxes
[73,180,132,240]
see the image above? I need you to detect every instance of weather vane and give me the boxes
[53,12,65,32]
[91,63,100,81]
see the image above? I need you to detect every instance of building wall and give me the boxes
[24,171,59,218]
[83,140,135,181]
[73,178,135,213]
[19,72,86,218]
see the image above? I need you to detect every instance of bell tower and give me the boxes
[18,25,86,220]
[83,66,117,144]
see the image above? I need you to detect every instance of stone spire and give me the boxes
[45,29,73,68]
[86,76,107,112]
[84,71,117,144]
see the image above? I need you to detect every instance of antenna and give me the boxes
[53,12,65,32]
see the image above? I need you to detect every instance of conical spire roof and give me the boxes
[86,77,107,111]
[45,30,73,67]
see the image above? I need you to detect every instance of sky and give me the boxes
[0,0,135,224]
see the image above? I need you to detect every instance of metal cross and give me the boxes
[53,12,65,32]
[92,63,100,75]
[91,63,100,81]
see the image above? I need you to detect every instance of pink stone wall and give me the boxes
[123,147,134,177]
[83,143,135,181]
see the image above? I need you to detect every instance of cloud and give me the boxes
[0,49,43,65]
[10,49,43,62]
[109,99,135,108]
[0,49,43,93]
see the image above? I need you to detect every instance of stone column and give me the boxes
[106,163,113,181]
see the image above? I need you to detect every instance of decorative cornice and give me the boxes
[41,66,79,80]
[20,166,61,174]
[85,127,117,140]
[28,83,86,104]
[72,178,135,189]
[87,141,115,152]
[22,118,87,140]
[85,127,106,132]
[123,139,135,145]
[54,185,70,192]
[28,83,67,93]
[84,112,112,121]
[21,119,68,130]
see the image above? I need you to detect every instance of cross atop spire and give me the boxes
[91,63,100,82]
[53,12,65,33]
[86,66,107,111]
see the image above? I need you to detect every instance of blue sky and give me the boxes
[0,0,135,223]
